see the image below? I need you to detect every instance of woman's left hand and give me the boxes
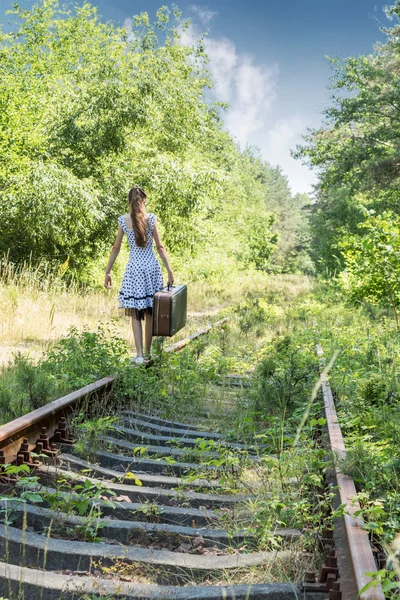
[104,273,112,289]
[167,270,174,286]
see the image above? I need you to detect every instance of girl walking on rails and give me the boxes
[104,186,174,364]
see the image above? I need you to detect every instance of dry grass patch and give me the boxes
[0,253,313,366]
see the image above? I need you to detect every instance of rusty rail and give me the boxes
[164,317,228,354]
[317,345,384,600]
[0,377,114,465]
[0,318,228,465]
[0,325,386,599]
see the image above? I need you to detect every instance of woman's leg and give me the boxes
[131,316,143,357]
[144,312,153,356]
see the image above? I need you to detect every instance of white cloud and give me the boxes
[178,22,198,48]
[205,38,278,146]
[192,31,278,145]
[123,17,132,30]
[180,15,314,194]
[203,37,237,102]
[258,118,317,194]
[189,5,218,26]
[224,56,277,146]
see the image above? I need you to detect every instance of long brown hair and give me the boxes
[128,186,148,247]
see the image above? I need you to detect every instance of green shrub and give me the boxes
[44,326,129,389]
[252,334,317,417]
[0,326,129,423]
[235,297,267,336]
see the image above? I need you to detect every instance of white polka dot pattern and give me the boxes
[118,213,164,310]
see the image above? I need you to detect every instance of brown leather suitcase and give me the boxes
[152,285,187,337]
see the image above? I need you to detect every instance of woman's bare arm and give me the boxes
[153,222,174,286]
[104,225,124,289]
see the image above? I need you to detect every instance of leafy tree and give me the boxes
[295,1,400,273]
[0,1,307,280]
[260,165,313,272]
[0,1,224,273]
[172,146,281,281]
[247,217,278,271]
[339,210,400,327]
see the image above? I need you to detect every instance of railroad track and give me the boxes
[0,326,385,600]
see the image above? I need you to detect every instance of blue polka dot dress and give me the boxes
[118,213,164,318]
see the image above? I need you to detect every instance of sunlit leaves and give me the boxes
[0,1,224,271]
[339,209,400,323]
[0,0,304,278]
[295,4,400,273]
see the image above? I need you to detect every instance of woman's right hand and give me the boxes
[104,273,112,289]
[167,270,174,287]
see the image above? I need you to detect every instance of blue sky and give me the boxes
[87,0,392,194]
[3,0,392,193]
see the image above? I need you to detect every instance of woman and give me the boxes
[104,186,174,364]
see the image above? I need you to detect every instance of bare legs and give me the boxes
[131,314,153,358]
[145,313,153,355]
[131,317,143,358]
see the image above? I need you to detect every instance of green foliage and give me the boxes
[0,326,128,422]
[295,3,400,274]
[304,284,400,567]
[74,416,118,460]
[227,280,400,568]
[251,334,317,421]
[235,297,268,337]
[0,1,222,272]
[6,278,391,570]
[261,166,314,273]
[44,326,128,388]
[44,476,115,517]
[242,444,339,552]
[339,210,400,325]
[247,217,278,271]
[113,336,229,419]
[132,502,161,522]
[3,353,57,413]
[0,1,308,280]
[360,569,399,597]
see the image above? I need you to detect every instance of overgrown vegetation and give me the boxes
[288,4,400,587]
[2,271,400,592]
[0,327,128,421]
[0,276,338,586]
[0,1,310,283]
[297,1,400,296]
[3,0,400,595]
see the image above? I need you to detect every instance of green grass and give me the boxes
[2,269,398,592]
